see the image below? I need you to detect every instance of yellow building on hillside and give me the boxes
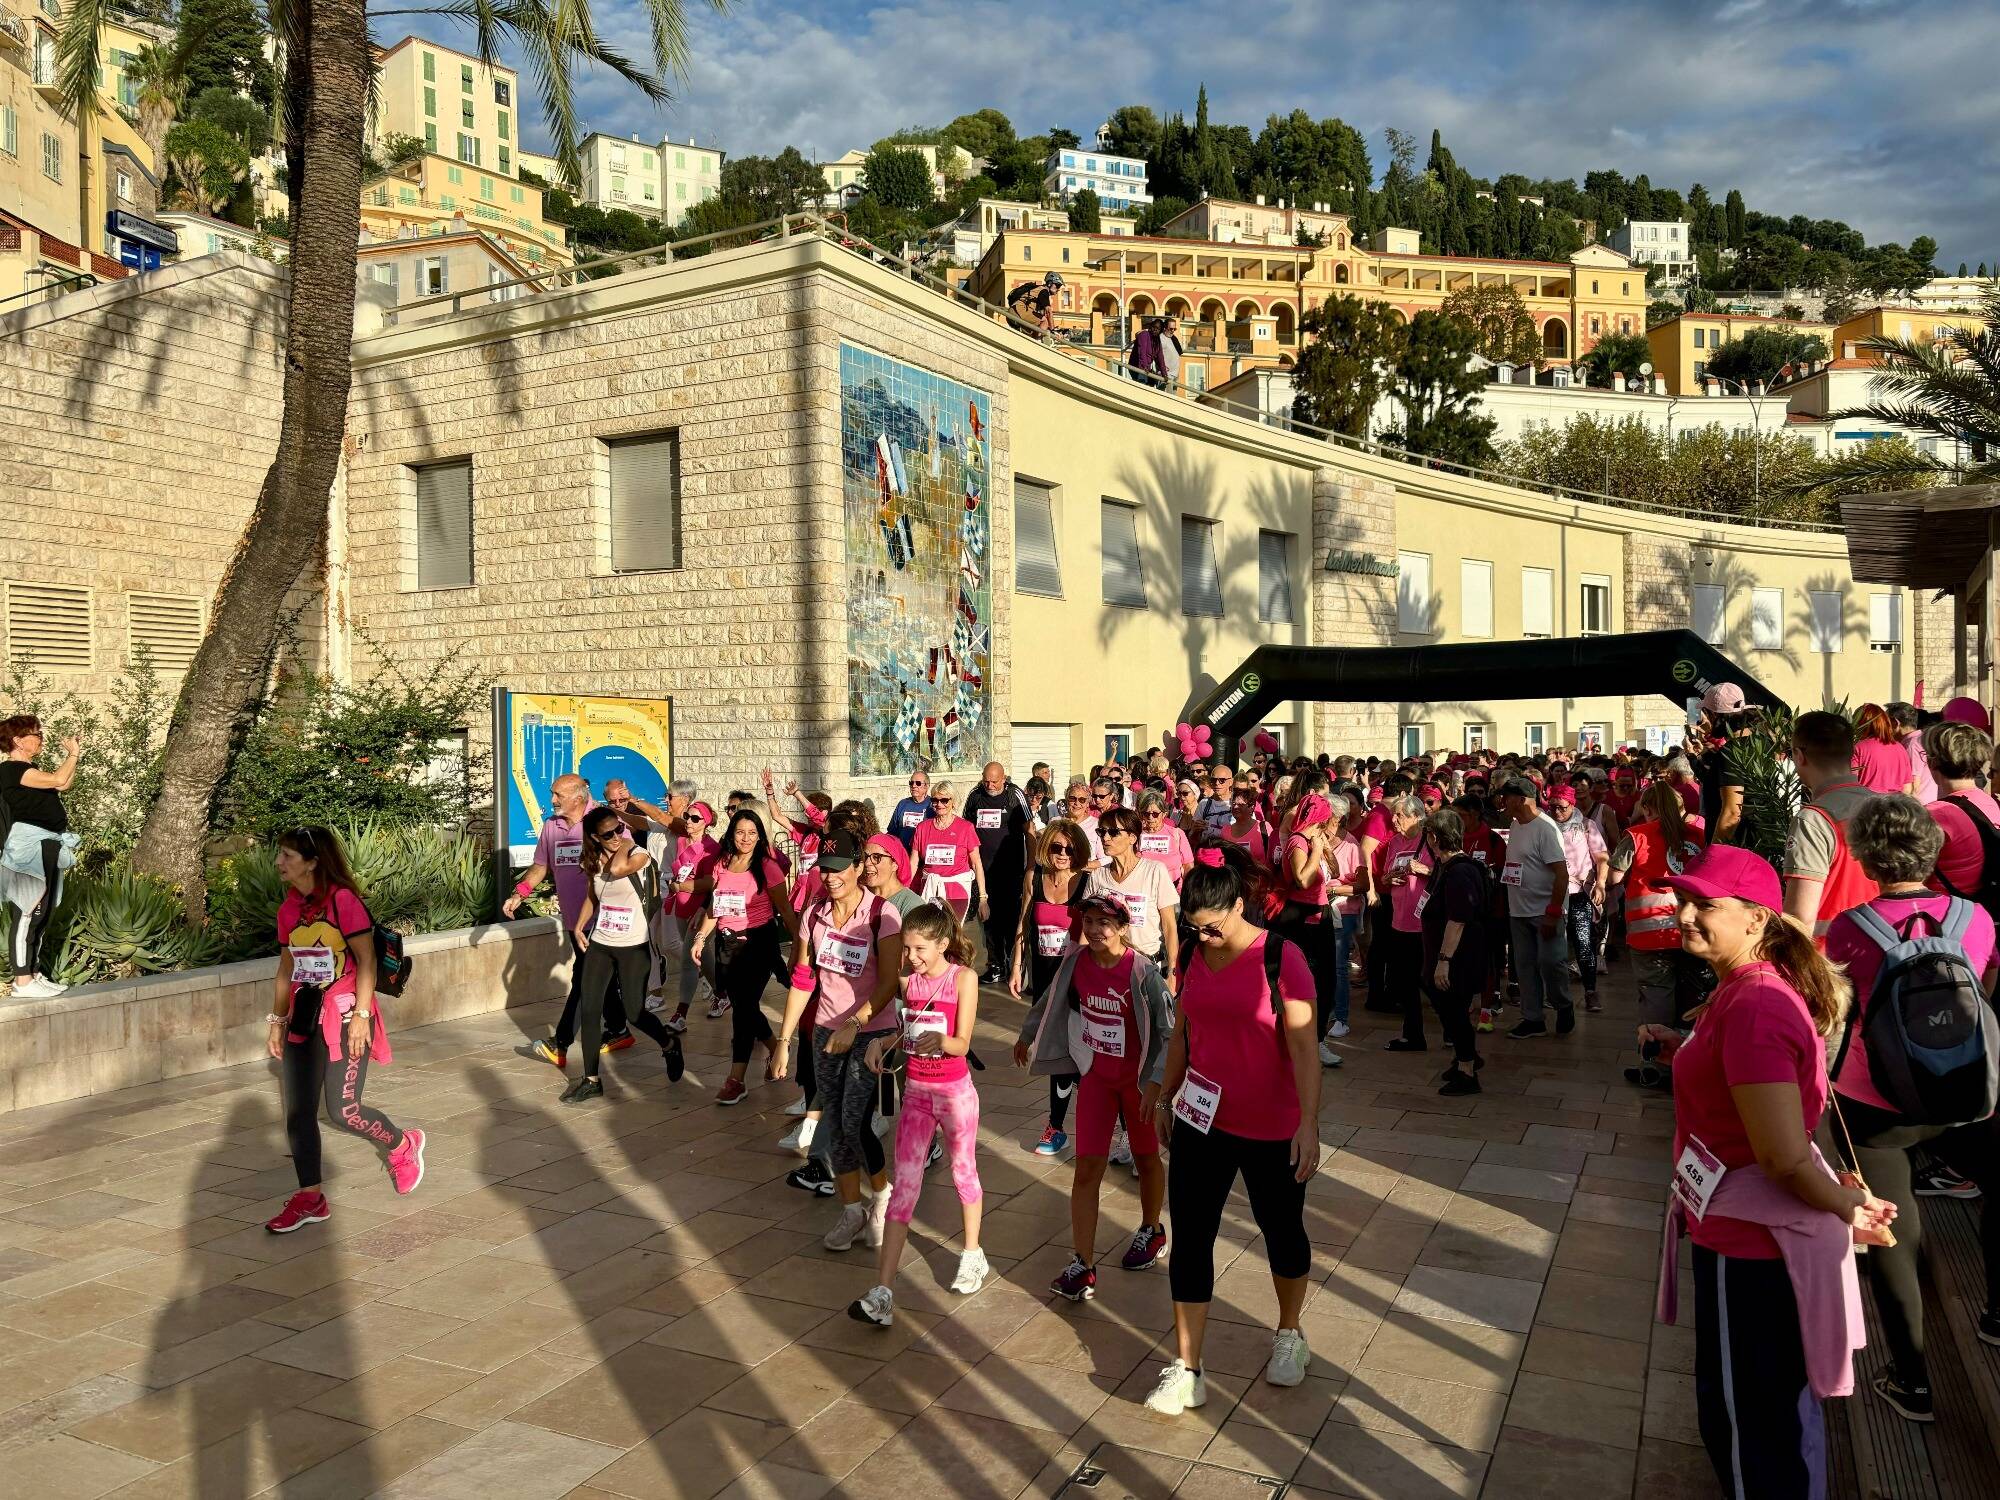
[360,151,571,271]
[1646,311,1836,395]
[369,35,520,179]
[1830,305,1987,352]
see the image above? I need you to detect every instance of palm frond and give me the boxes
[1797,444,1952,495]
[55,0,110,124]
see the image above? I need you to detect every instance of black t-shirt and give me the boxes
[962,784,1030,870]
[0,761,67,833]
[1698,740,1744,838]
[1420,856,1489,982]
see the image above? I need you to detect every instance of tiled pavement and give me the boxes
[0,965,1770,1498]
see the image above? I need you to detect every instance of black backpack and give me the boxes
[372,922,412,998]
[1832,900,1999,1127]
[1933,794,2000,923]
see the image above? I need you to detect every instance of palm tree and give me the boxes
[57,0,725,915]
[1809,285,2000,493]
[124,38,194,173]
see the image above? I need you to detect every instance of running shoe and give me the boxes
[1266,1327,1311,1387]
[849,1285,895,1327]
[823,1201,869,1251]
[1143,1359,1206,1415]
[927,1133,945,1170]
[1121,1223,1166,1270]
[1438,1068,1481,1097]
[1051,1255,1097,1302]
[784,1093,810,1118]
[1108,1124,1133,1167]
[529,1037,567,1069]
[601,1030,634,1052]
[1033,1126,1068,1156]
[1507,1020,1548,1040]
[1872,1370,1933,1423]
[1475,1009,1496,1034]
[1318,1038,1345,1068]
[787,1159,836,1195]
[1329,1020,1351,1038]
[561,1078,604,1105]
[778,1117,816,1154]
[706,995,732,1020]
[15,976,64,997]
[1584,991,1602,1014]
[662,1038,685,1084]
[386,1128,426,1195]
[664,1008,689,1034]
[1913,1164,1980,1199]
[951,1248,990,1295]
[1554,1008,1577,1036]
[265,1190,330,1234]
[716,1077,746,1106]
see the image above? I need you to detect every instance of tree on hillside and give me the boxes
[1724,188,1746,247]
[1386,310,1497,466]
[720,146,826,214]
[175,0,276,111]
[1706,327,1829,387]
[1290,294,1404,439]
[1574,330,1653,388]
[1101,105,1162,162]
[863,145,934,211]
[1442,282,1541,367]
[940,108,1014,164]
[1047,126,1082,150]
[164,119,251,213]
[58,0,722,916]
[1069,187,1101,233]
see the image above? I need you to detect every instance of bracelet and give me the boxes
[514,879,535,898]
[266,1013,287,1025]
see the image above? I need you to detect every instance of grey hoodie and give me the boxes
[1015,945,1174,1087]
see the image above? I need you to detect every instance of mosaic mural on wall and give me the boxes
[840,343,994,775]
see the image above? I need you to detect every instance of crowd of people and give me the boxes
[7,686,1999,1496]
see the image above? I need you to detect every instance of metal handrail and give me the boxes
[0,267,98,312]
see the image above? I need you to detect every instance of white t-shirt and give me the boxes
[590,857,652,948]
[1501,813,1566,920]
[1086,857,1179,960]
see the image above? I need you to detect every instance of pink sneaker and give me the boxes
[387,1128,426,1195]
[266,1191,330,1234]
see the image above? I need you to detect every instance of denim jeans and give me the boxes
[1333,911,1359,1025]
[1508,914,1571,1025]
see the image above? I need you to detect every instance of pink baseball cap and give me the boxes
[1700,682,1747,714]
[1663,844,1783,912]
[1943,696,1992,732]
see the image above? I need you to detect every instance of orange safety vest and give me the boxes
[1623,818,1705,950]
[1803,802,1880,945]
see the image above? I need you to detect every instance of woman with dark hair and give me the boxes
[1,714,80,998]
[264,826,426,1234]
[1086,806,1179,973]
[1645,844,1895,1497]
[1145,844,1321,1417]
[1012,818,1091,1155]
[690,809,796,1105]
[1419,810,1489,1095]
[1852,703,1916,795]
[559,806,685,1104]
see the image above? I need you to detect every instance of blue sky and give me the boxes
[406,0,2000,269]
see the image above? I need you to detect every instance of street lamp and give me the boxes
[1085,252,1128,352]
[1709,373,1768,511]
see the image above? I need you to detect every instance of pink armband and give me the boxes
[514,879,535,898]
[789,963,816,991]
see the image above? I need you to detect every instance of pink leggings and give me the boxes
[885,1076,983,1224]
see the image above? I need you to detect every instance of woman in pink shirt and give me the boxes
[1823,795,2000,1422]
[1851,704,1915,795]
[1924,720,2000,902]
[689,810,797,1106]
[909,781,988,925]
[1218,789,1269,866]
[1644,845,1894,1497]
[1378,794,1431,1052]
[1136,790,1195,886]
[1143,844,1320,1418]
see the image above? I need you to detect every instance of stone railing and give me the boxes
[0,916,570,1114]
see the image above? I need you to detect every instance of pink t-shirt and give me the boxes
[1905,732,1937,804]
[278,886,390,1064]
[709,858,785,932]
[1670,961,1827,1259]
[1332,835,1365,916]
[901,965,970,1083]
[668,835,717,920]
[1384,830,1428,933]
[1072,946,1139,1079]
[802,894,903,1032]
[911,817,981,880]
[1221,820,1268,866]
[1178,932,1316,1141]
[1825,892,1997,1112]
[1928,788,2000,898]
[1138,823,1194,884]
[1281,832,1328,908]
[1851,737,1912,795]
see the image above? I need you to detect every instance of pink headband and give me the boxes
[1195,847,1225,869]
[1292,793,1334,832]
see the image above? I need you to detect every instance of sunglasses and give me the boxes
[1046,842,1073,855]
[932,794,955,804]
[1103,827,1134,839]
[1065,795,1088,805]
[909,780,927,788]
[1189,919,1229,940]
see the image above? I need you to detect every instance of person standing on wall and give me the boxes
[963,761,1033,987]
[0,716,80,999]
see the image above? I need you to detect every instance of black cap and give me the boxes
[817,828,867,872]
[1498,776,1540,799]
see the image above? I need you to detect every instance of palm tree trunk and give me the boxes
[129,0,369,917]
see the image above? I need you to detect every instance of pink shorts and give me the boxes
[1074,1060,1158,1158]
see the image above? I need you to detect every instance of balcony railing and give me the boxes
[0,9,28,49]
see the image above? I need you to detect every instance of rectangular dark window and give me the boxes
[414,459,473,589]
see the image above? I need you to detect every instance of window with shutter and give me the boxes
[1868,593,1901,652]
[1460,559,1493,638]
[1014,480,1062,596]
[3,581,93,672]
[1258,531,1294,623]
[608,433,680,573]
[126,592,204,672]
[1693,583,1725,644]
[1521,567,1553,637]
[1396,551,1432,634]
[1579,575,1611,635]
[1809,590,1842,653]
[413,460,473,589]
[1751,588,1783,650]
[1180,517,1222,617]
[1100,500,1146,607]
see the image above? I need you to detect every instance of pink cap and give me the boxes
[864,833,910,886]
[1700,682,1747,714]
[1943,696,1992,732]
[1663,844,1783,912]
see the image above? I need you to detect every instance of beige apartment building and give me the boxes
[360,150,570,270]
[370,34,520,178]
[357,227,540,315]
[0,232,1940,804]
[574,131,722,223]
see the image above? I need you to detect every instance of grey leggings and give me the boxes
[814,1024,887,1177]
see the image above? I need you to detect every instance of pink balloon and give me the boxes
[1192,725,1213,746]
[1175,722,1193,738]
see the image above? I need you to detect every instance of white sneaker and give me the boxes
[784,1093,810,1118]
[848,1285,895,1327]
[14,976,63,998]
[706,996,732,1020]
[1143,1359,1207,1415]
[1265,1327,1311,1387]
[823,1202,869,1251]
[778,1118,815,1154]
[663,1009,689,1034]
[951,1248,989,1295]
[644,990,668,1014]
[1319,1039,1345,1068]
[866,1189,889,1248]
[1330,1020,1350,1038]
[1108,1124,1133,1167]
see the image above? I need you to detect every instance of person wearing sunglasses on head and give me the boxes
[888,772,933,851]
[1012,818,1093,1154]
[910,781,988,927]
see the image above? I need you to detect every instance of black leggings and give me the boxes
[1271,904,1336,1034]
[1166,1121,1310,1304]
[7,835,63,977]
[1028,948,1078,1130]
[579,942,674,1077]
[554,931,627,1047]
[282,986,403,1189]
[1423,971,1482,1065]
[1386,926,1425,1044]
[1836,1095,2000,1386]
[1693,1246,1823,1500]
[815,1024,885,1177]
[718,922,779,1064]
[1363,898,1394,1006]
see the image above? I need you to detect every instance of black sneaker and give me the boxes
[1507,1020,1548,1040]
[1438,1068,1482,1097]
[561,1077,604,1105]
[1913,1164,1980,1199]
[1554,1008,1577,1036]
[1384,1037,1427,1052]
[787,1159,837,1196]
[1872,1370,1934,1423]
[662,1038,685,1084]
[1438,1057,1485,1080]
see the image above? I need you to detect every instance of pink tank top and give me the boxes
[902,965,970,1084]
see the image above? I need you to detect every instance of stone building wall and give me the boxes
[1310,468,1399,751]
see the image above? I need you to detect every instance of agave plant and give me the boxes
[56,869,221,982]
[205,844,293,961]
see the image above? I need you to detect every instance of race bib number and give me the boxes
[1120,892,1150,928]
[976,809,1003,830]
[1415,892,1429,917]
[1471,850,1488,865]
[1672,1135,1727,1221]
[905,1011,948,1048]
[1139,833,1171,854]
[713,891,748,920]
[815,930,869,978]
[902,809,924,829]
[1037,924,1069,958]
[1082,1011,1126,1057]
[924,843,959,868]
[594,904,636,938]
[1172,1068,1222,1134]
[1500,862,1524,887]
[553,841,582,869]
[291,946,336,986]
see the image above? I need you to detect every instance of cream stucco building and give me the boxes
[369,34,520,179]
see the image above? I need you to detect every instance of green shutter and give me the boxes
[423,86,435,117]
[423,51,435,82]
